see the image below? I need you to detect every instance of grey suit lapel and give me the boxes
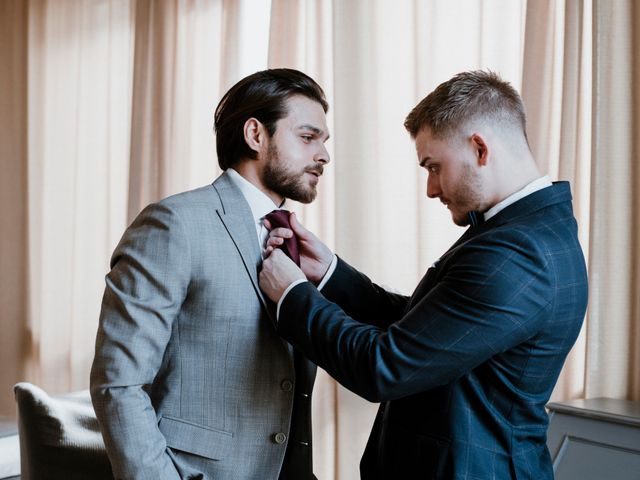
[212,172,275,323]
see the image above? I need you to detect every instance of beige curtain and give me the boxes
[587,0,640,400]
[2,0,640,479]
[521,0,640,403]
[25,0,135,392]
[522,0,593,401]
[0,0,28,419]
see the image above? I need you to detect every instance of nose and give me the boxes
[315,144,330,165]
[426,173,440,198]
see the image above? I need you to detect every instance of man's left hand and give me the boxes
[260,249,307,303]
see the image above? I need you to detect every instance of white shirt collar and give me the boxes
[226,168,283,237]
[484,175,552,221]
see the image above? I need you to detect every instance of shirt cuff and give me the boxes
[275,254,337,321]
[317,254,338,291]
[276,279,308,320]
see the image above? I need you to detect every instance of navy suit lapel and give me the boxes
[212,173,275,325]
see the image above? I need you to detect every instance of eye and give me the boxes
[301,135,313,143]
[426,165,439,174]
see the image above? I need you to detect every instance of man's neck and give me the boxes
[485,152,541,211]
[483,175,552,221]
[231,161,284,206]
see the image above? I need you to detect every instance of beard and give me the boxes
[262,142,321,204]
[448,162,484,226]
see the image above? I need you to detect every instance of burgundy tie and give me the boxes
[265,210,315,477]
[264,210,300,266]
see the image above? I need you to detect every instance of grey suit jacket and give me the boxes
[90,172,298,479]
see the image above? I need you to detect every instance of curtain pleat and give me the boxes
[587,0,640,400]
[522,0,593,402]
[0,0,29,418]
[20,0,135,400]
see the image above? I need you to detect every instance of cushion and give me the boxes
[14,382,113,480]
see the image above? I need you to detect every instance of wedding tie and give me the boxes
[264,210,300,265]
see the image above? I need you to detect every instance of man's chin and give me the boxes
[286,186,317,204]
[296,191,317,204]
[451,212,470,227]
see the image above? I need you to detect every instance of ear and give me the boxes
[470,133,489,166]
[244,118,267,154]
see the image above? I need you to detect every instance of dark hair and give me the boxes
[404,70,527,142]
[214,68,328,170]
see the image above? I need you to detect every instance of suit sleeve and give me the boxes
[320,256,409,328]
[278,235,552,403]
[90,203,189,480]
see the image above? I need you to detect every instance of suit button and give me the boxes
[281,379,293,392]
[273,432,287,444]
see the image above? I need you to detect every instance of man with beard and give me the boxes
[259,70,588,479]
[91,69,330,480]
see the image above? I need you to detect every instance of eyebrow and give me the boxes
[298,124,330,141]
[419,156,431,167]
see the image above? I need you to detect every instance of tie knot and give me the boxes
[264,209,300,266]
[265,209,292,229]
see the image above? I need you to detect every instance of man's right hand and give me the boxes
[264,212,333,285]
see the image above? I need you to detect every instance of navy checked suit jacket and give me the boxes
[277,182,588,479]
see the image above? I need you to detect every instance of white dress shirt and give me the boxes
[226,168,281,246]
[226,168,338,317]
[484,175,552,221]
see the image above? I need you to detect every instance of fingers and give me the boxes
[270,248,286,260]
[263,212,306,239]
[263,242,295,257]
[266,234,285,249]
[259,248,305,302]
[266,226,293,237]
[263,248,294,270]
[265,227,292,251]
[263,216,294,236]
[289,212,308,238]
